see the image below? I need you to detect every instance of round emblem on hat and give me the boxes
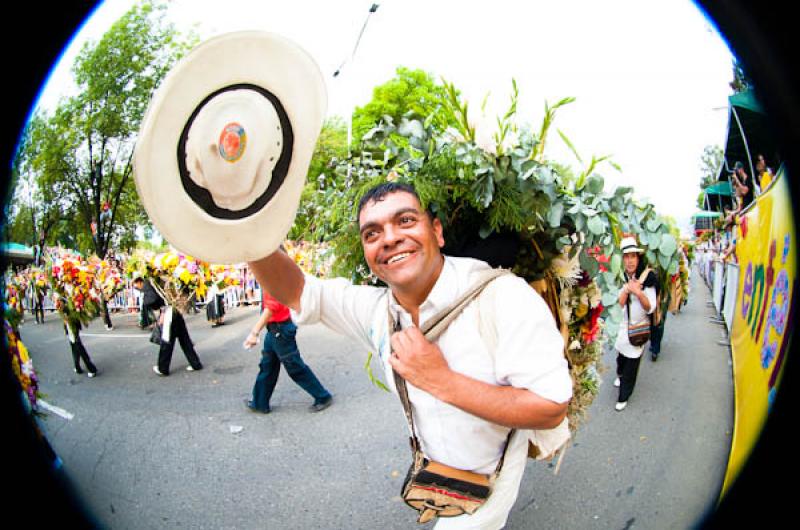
[133,32,327,264]
[219,122,247,162]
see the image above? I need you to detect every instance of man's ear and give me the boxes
[432,217,445,248]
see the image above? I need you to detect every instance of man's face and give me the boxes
[358,191,445,297]
[623,252,639,275]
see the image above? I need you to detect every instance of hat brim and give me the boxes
[622,247,644,254]
[134,32,326,264]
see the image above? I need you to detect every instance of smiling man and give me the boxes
[247,182,571,528]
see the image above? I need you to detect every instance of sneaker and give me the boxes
[105,325,114,331]
[74,367,84,375]
[243,399,270,414]
[651,352,659,362]
[615,401,628,412]
[87,371,97,378]
[310,396,333,413]
[186,364,203,372]
[152,366,167,376]
[614,377,620,388]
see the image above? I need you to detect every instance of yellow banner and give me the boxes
[722,169,796,497]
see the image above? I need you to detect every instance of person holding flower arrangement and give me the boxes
[47,253,102,377]
[132,252,206,376]
[614,236,658,411]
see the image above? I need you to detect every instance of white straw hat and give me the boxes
[620,236,644,254]
[134,31,326,264]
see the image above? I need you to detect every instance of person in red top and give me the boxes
[242,288,332,413]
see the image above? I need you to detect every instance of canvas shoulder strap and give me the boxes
[390,267,512,470]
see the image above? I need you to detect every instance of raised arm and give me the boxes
[246,250,305,311]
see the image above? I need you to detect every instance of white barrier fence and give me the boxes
[697,250,739,334]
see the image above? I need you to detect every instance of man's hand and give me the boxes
[388,326,451,393]
[243,331,260,350]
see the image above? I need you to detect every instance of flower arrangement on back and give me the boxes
[47,251,102,330]
[144,251,210,313]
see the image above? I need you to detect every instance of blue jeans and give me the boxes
[251,320,331,412]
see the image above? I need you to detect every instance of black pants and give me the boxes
[157,312,202,374]
[616,353,642,403]
[34,298,45,323]
[70,336,97,375]
[649,312,667,354]
[101,298,113,329]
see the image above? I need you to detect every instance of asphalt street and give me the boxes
[21,268,733,529]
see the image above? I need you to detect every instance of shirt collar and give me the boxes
[387,256,459,326]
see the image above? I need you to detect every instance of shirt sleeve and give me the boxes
[291,274,386,353]
[488,275,573,404]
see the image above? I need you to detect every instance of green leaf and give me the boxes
[610,253,622,275]
[587,215,604,235]
[658,251,672,270]
[659,234,678,256]
[548,202,564,227]
[646,218,662,232]
[579,248,599,277]
[364,351,389,392]
[648,231,661,249]
[602,290,619,307]
[585,174,604,194]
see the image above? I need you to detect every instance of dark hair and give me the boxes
[356,181,433,221]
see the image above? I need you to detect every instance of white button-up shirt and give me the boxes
[293,256,572,474]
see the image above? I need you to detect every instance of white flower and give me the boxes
[551,246,583,289]
[569,340,581,351]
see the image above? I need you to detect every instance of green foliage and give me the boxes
[302,76,684,344]
[351,67,457,145]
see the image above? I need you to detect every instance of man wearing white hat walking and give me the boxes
[133,32,570,528]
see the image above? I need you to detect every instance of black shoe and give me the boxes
[310,396,333,413]
[651,352,659,361]
[244,399,269,414]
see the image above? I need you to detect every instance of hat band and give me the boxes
[177,83,294,220]
[621,244,642,253]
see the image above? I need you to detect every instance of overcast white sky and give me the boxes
[35,0,735,235]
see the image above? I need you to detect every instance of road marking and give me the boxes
[37,399,74,420]
[80,334,148,338]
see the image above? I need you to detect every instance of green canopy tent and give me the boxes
[703,180,734,212]
[716,90,782,186]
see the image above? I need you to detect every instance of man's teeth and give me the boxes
[387,253,410,264]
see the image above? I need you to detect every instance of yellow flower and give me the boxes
[178,269,192,284]
[575,303,589,319]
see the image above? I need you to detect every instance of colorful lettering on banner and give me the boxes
[740,240,778,342]
[763,234,794,405]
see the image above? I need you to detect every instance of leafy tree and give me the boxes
[291,117,349,239]
[350,67,457,145]
[13,0,195,258]
[696,144,724,208]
